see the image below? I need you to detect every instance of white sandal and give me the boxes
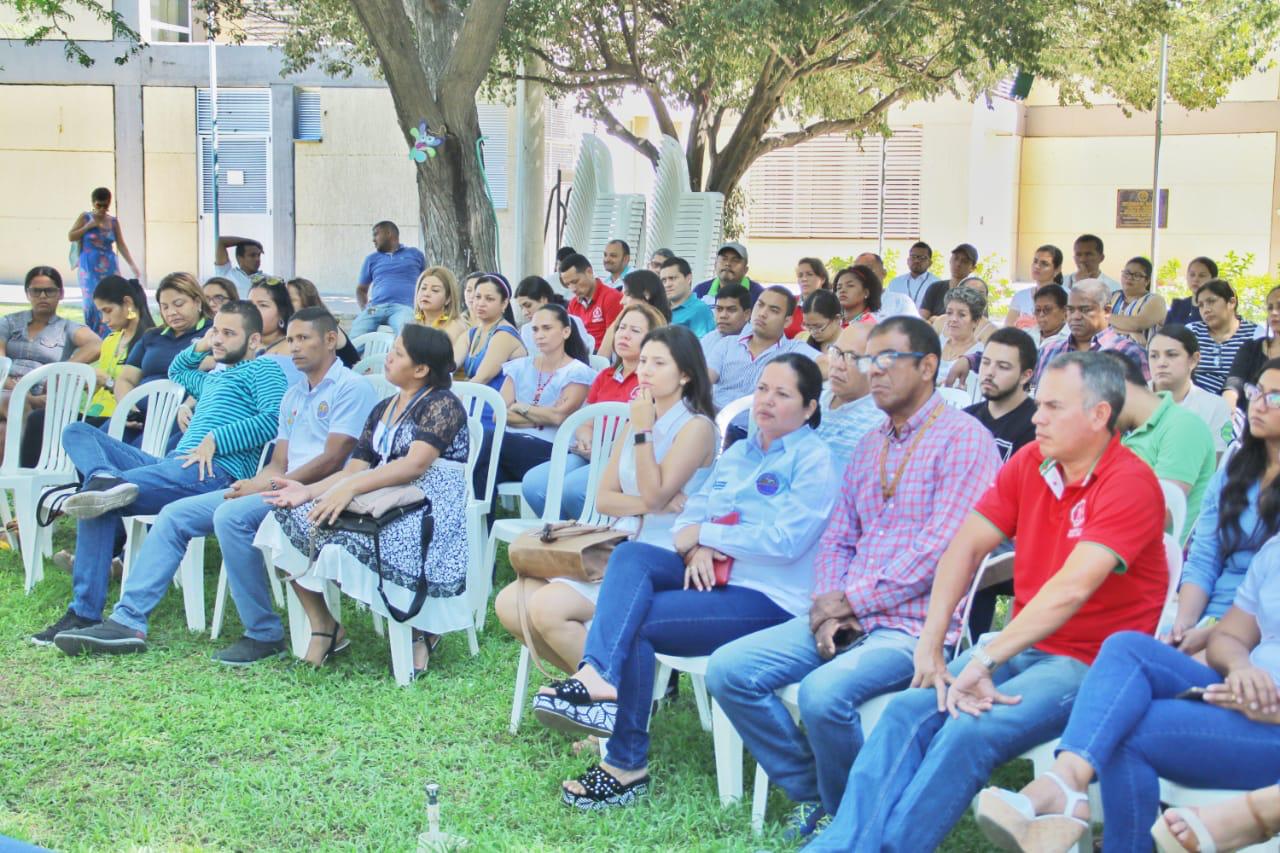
[975,770,1090,852]
[1152,808,1218,853]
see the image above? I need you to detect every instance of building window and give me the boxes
[143,0,192,42]
[294,90,322,142]
[743,129,923,239]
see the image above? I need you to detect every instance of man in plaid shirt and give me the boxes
[706,316,999,839]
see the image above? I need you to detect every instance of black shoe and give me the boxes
[213,636,287,667]
[52,618,146,656]
[62,475,139,519]
[31,608,100,646]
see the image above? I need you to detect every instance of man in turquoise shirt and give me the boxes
[660,256,715,338]
[1102,350,1215,544]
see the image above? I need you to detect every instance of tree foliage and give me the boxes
[494,0,1280,198]
[4,0,140,65]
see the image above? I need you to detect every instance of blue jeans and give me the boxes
[1057,631,1280,852]
[349,302,415,339]
[582,541,792,771]
[111,491,282,642]
[62,423,232,621]
[809,645,1089,852]
[706,616,917,813]
[519,456,590,519]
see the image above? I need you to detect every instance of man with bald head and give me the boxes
[815,323,881,463]
[1033,278,1149,385]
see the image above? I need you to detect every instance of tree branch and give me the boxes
[442,0,512,101]
[584,92,660,165]
[755,86,912,157]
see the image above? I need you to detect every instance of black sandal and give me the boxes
[410,633,441,681]
[309,624,349,666]
[532,682,617,738]
[561,765,649,811]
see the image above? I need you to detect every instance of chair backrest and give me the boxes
[957,549,1016,652]
[1,362,96,474]
[536,402,630,524]
[715,394,753,446]
[352,354,385,376]
[454,381,507,505]
[107,380,187,459]
[938,386,972,409]
[0,356,12,394]
[1159,479,1188,545]
[353,332,394,359]
[589,354,611,371]
[1158,531,1185,634]
[364,374,396,402]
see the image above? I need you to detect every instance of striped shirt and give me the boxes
[1190,320,1259,395]
[1033,326,1150,386]
[169,345,288,480]
[812,393,1001,646]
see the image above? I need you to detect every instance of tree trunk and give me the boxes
[351,0,504,273]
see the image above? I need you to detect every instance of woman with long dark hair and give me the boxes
[496,324,718,684]
[1166,256,1219,327]
[1226,283,1280,412]
[453,273,525,410]
[261,325,471,676]
[834,265,883,325]
[475,302,595,500]
[597,270,673,359]
[1108,256,1165,345]
[84,276,153,421]
[68,187,141,336]
[530,353,837,811]
[1007,244,1064,329]
[1164,358,1280,656]
[515,275,589,353]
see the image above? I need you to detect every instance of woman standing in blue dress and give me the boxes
[68,187,140,337]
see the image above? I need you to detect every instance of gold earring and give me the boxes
[126,309,138,320]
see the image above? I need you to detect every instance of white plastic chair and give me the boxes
[938,386,972,409]
[365,373,396,401]
[114,381,208,631]
[210,442,286,640]
[353,332,394,360]
[352,354,385,376]
[714,394,753,447]
[454,381,508,636]
[0,361,94,592]
[1156,783,1280,853]
[506,403,631,733]
[588,354,611,371]
[1160,479,1188,545]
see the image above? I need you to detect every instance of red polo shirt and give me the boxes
[568,279,623,351]
[973,436,1167,664]
[587,364,640,403]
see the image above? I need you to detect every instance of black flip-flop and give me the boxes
[309,624,349,666]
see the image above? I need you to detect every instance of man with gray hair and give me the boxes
[1032,278,1149,386]
[810,351,1170,852]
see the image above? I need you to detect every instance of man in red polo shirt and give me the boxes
[808,351,1169,852]
[560,253,622,352]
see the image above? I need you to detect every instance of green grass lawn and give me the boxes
[0,521,1029,852]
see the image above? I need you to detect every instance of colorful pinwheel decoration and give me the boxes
[410,121,445,161]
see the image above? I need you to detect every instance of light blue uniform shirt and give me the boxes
[1234,533,1280,685]
[673,425,837,616]
[277,358,379,470]
[1182,468,1273,619]
[670,296,716,338]
[816,389,884,468]
[707,329,818,410]
[887,271,940,307]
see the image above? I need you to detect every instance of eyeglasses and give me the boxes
[1032,305,1060,316]
[1245,384,1280,411]
[1121,269,1150,280]
[207,294,229,306]
[855,350,927,373]
[804,318,836,335]
[826,346,860,366]
[28,288,60,298]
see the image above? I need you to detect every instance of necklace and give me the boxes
[878,403,943,501]
[532,354,566,405]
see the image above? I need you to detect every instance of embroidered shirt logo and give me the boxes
[1068,498,1087,538]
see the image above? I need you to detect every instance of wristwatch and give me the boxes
[633,430,651,445]
[973,647,999,672]
[104,378,115,391]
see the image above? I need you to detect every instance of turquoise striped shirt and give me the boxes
[169,345,288,480]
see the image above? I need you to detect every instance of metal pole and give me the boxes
[209,38,221,250]
[1151,32,1168,275]
[877,136,887,256]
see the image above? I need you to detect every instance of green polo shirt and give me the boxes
[1121,391,1216,544]
[670,296,716,337]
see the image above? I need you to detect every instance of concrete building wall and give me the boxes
[142,86,198,279]
[0,5,113,41]
[0,84,115,286]
[1017,132,1277,280]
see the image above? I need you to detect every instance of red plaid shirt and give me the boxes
[813,393,1000,645]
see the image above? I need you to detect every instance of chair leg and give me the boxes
[711,698,744,806]
[651,662,673,709]
[751,762,770,835]
[211,562,228,640]
[121,518,146,586]
[510,645,531,734]
[267,569,285,609]
[465,625,479,656]
[16,483,41,593]
[284,584,310,660]
[0,489,16,551]
[691,673,712,733]
[180,537,206,632]
[387,619,415,687]
[372,612,386,638]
